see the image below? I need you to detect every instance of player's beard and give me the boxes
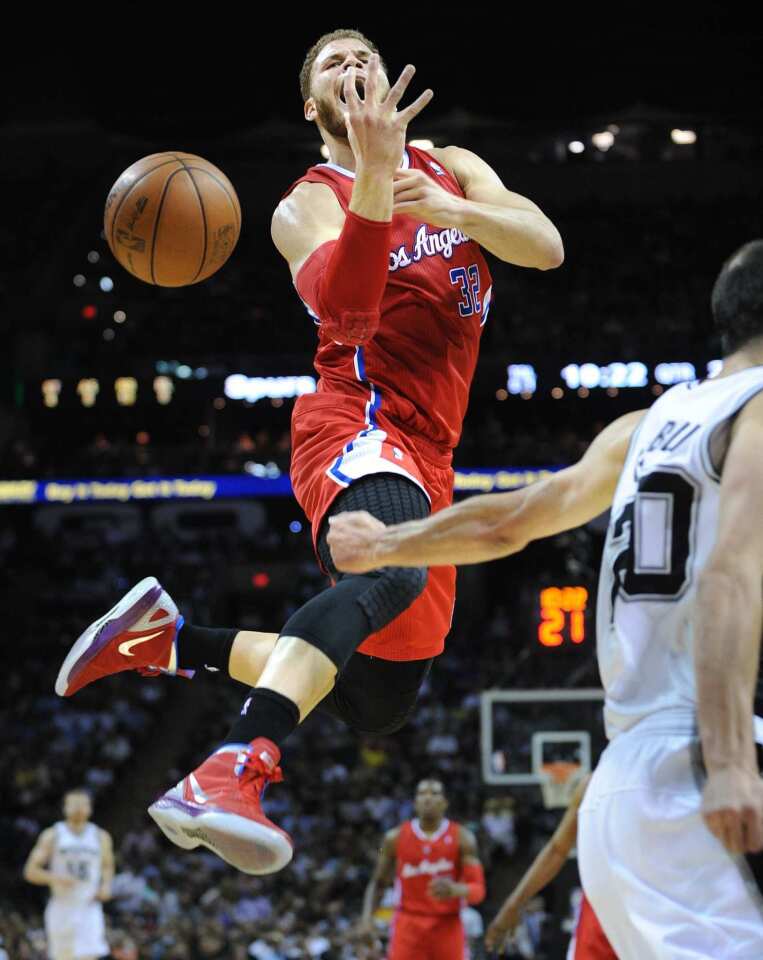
[314,95,348,141]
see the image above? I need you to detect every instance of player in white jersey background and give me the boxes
[23,788,114,960]
[327,240,763,956]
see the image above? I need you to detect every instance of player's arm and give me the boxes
[271,56,431,346]
[428,827,486,903]
[328,410,645,572]
[359,827,399,932]
[695,390,763,856]
[96,830,114,902]
[485,775,590,951]
[392,145,563,269]
[22,828,67,889]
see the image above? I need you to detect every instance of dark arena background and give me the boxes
[2,11,762,960]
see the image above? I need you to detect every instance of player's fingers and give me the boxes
[742,805,763,853]
[364,53,379,101]
[393,176,426,196]
[712,809,736,851]
[392,202,422,215]
[739,805,763,853]
[384,64,416,109]
[721,808,744,853]
[398,88,434,125]
[392,188,424,205]
[344,67,361,109]
[393,171,418,188]
[703,808,727,845]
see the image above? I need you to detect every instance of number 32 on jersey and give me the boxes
[450,263,488,321]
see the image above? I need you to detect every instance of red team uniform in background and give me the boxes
[283,145,493,661]
[389,818,467,960]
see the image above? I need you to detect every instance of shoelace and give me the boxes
[137,665,195,679]
[137,665,162,678]
[237,751,284,800]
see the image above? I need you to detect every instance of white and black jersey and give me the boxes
[596,366,763,741]
[48,821,102,905]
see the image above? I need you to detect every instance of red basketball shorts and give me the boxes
[290,393,456,661]
[387,911,465,960]
[568,894,617,960]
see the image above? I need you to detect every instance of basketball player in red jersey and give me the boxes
[360,780,485,960]
[484,775,616,960]
[55,29,562,877]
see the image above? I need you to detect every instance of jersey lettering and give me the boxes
[610,468,699,617]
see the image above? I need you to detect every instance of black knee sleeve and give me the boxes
[280,563,427,670]
[317,472,430,578]
[279,473,430,670]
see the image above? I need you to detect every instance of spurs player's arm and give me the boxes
[96,829,114,902]
[22,827,76,894]
[392,146,563,269]
[328,409,645,572]
[485,775,590,951]
[271,55,433,345]
[358,826,399,936]
[428,826,485,902]
[695,390,763,855]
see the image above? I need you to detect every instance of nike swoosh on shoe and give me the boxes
[118,630,165,657]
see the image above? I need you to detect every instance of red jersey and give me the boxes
[282,145,493,453]
[394,818,462,916]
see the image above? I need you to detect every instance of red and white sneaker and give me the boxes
[55,576,188,697]
[148,737,293,875]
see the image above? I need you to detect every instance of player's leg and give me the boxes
[428,916,466,960]
[317,651,432,735]
[387,914,427,960]
[218,473,429,738]
[44,901,75,960]
[54,574,283,698]
[56,473,428,700]
[148,473,430,874]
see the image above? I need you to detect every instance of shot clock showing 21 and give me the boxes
[104,152,241,287]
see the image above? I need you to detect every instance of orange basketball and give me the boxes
[104,152,241,287]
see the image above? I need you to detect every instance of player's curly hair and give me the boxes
[711,239,763,354]
[299,29,384,101]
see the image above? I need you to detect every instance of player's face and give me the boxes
[63,792,91,823]
[414,780,447,818]
[305,39,389,140]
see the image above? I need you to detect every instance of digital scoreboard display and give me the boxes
[538,586,588,647]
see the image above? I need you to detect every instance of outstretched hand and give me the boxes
[343,54,433,175]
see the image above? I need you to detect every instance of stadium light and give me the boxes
[568,141,585,154]
[42,379,62,408]
[77,379,99,408]
[671,128,697,145]
[99,277,114,292]
[592,131,614,151]
[320,144,330,159]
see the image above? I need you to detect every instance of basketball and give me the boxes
[104,152,241,287]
